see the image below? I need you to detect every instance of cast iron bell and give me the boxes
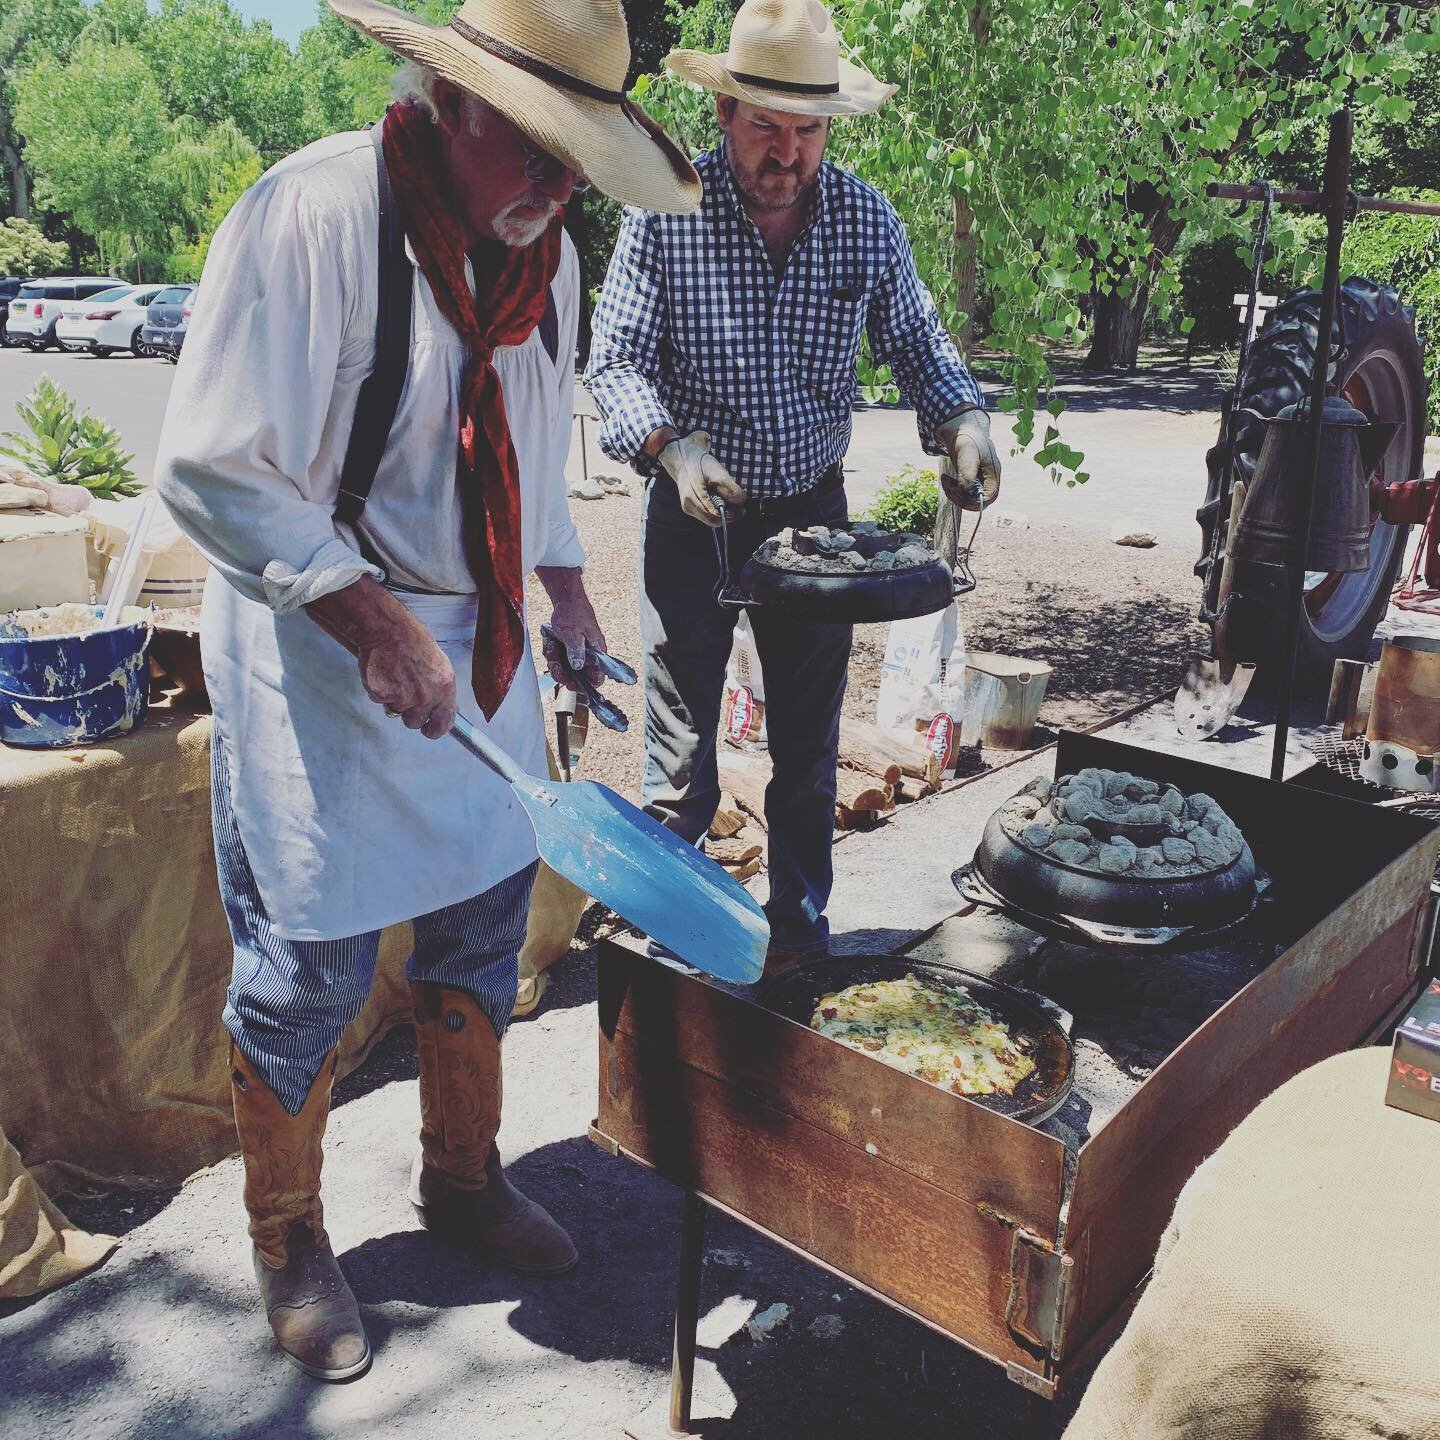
[1231,396,1398,572]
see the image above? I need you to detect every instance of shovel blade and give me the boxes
[1173,656,1257,741]
[515,779,768,984]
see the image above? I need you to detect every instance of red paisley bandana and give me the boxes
[382,100,563,720]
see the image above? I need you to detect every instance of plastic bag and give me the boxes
[875,601,965,772]
[722,611,767,751]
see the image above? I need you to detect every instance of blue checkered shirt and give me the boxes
[583,144,983,498]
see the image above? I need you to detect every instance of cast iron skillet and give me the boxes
[757,955,1075,1125]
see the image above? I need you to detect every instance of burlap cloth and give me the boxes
[0,1126,116,1299]
[1065,1046,1440,1439]
[0,707,582,1298]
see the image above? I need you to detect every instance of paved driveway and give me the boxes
[1,346,1225,547]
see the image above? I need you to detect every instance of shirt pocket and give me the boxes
[788,284,867,403]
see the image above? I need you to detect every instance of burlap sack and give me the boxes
[1064,1047,1440,1440]
[0,1124,115,1300]
[0,711,412,1198]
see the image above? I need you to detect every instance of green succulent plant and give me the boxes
[0,374,141,500]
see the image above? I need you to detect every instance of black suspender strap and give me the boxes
[335,124,413,528]
[335,123,563,534]
[539,285,559,367]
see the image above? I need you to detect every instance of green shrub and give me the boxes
[0,375,141,500]
[0,218,68,279]
[865,464,940,535]
[1341,195,1440,436]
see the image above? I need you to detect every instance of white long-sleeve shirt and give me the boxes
[156,128,585,610]
[151,130,585,940]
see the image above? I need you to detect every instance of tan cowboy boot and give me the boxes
[230,1044,371,1381]
[408,982,578,1276]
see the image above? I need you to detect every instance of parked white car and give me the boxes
[55,284,170,357]
[4,276,122,349]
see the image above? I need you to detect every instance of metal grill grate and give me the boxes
[1307,730,1373,787]
[1306,729,1440,887]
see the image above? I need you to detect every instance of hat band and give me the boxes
[450,16,627,105]
[728,68,840,96]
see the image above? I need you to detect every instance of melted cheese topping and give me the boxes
[809,973,1037,1097]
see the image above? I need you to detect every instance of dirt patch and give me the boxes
[529,496,1208,799]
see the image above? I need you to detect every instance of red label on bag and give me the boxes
[726,685,755,743]
[925,713,956,770]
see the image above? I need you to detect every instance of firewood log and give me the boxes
[725,856,762,882]
[717,759,771,827]
[834,767,894,813]
[897,777,930,804]
[836,740,902,786]
[708,796,747,840]
[708,835,764,866]
[840,718,942,788]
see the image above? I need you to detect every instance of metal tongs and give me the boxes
[539,623,638,733]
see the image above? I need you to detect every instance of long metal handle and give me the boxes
[1208,182,1440,218]
[449,713,525,784]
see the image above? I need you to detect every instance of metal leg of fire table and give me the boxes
[625,1189,708,1440]
[668,1190,706,1434]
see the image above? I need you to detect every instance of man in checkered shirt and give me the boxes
[585,0,1001,971]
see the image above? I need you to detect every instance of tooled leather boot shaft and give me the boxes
[229,1043,336,1266]
[411,981,502,1188]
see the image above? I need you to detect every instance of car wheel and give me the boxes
[131,327,149,358]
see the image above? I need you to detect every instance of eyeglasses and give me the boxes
[520,136,591,194]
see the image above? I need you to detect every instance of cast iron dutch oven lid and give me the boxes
[758,955,1074,1125]
[721,522,973,624]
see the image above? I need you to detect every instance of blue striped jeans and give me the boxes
[212,733,538,1115]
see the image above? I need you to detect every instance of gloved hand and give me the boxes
[936,409,1002,512]
[657,430,746,528]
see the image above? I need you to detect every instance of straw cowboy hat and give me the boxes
[325,0,701,213]
[665,0,896,118]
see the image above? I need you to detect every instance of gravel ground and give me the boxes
[528,490,1207,799]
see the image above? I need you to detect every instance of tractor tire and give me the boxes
[1219,277,1427,692]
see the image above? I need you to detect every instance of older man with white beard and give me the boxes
[154,0,698,1383]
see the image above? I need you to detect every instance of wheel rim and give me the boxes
[1299,346,1411,645]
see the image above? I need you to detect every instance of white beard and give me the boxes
[493,195,559,247]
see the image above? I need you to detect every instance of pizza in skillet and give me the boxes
[809,973,1036,1097]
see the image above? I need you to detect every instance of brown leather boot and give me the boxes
[230,1044,371,1381]
[408,982,578,1276]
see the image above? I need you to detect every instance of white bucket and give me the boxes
[960,652,1052,750]
[136,533,209,608]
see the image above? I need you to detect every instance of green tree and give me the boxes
[0,0,88,219]
[12,39,176,274]
[141,0,312,164]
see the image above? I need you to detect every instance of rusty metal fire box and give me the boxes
[590,732,1438,1412]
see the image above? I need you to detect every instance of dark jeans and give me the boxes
[640,473,853,954]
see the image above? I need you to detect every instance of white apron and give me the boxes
[203,575,544,941]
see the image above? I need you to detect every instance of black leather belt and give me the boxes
[747,462,845,517]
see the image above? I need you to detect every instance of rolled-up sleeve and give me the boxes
[583,207,675,466]
[155,168,381,611]
[867,205,984,455]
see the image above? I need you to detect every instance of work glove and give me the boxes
[936,409,1002,512]
[657,430,746,528]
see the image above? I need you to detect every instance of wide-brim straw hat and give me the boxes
[665,0,895,118]
[325,0,701,213]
